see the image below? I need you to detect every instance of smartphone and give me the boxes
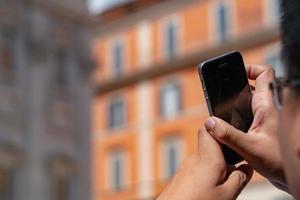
[198,51,253,165]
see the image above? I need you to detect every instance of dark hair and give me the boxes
[281,0,300,79]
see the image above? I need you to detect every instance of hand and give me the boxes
[204,64,287,191]
[157,128,253,200]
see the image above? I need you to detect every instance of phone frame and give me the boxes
[198,52,245,116]
[197,51,251,165]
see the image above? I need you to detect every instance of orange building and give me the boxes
[92,0,290,199]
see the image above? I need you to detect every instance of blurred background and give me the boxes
[0,0,294,200]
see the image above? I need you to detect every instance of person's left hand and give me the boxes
[157,128,253,200]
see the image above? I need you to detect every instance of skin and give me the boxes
[278,89,300,198]
[204,65,287,191]
[157,128,253,200]
[157,64,289,199]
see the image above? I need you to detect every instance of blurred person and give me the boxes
[157,0,300,199]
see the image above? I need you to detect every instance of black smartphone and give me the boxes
[198,51,253,165]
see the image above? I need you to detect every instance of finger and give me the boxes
[204,117,257,160]
[220,164,253,200]
[245,64,270,80]
[198,128,227,184]
[246,64,275,92]
[197,128,223,161]
[226,165,237,179]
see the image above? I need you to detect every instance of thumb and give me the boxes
[197,128,224,160]
[220,164,253,200]
[204,117,256,159]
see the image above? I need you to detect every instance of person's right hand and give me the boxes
[204,64,288,192]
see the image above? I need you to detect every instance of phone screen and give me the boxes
[199,52,253,164]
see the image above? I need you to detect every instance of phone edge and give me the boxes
[197,63,214,117]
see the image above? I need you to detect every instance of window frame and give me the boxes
[159,81,182,119]
[271,0,281,22]
[0,29,16,85]
[53,48,71,98]
[107,96,126,129]
[52,175,72,200]
[160,136,183,181]
[215,2,230,42]
[265,0,281,24]
[209,0,236,44]
[159,15,183,60]
[265,44,284,77]
[164,20,178,58]
[110,38,125,77]
[0,168,15,200]
[109,150,126,191]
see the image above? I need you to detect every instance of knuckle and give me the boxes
[260,64,271,71]
[265,67,276,78]
[259,103,268,111]
[257,102,273,116]
[266,66,275,73]
[218,124,232,141]
[235,171,247,185]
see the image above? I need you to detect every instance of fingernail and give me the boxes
[205,118,216,131]
[238,165,253,183]
[239,173,247,183]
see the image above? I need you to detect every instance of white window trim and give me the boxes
[158,14,184,60]
[159,77,182,119]
[137,21,153,68]
[107,150,130,191]
[265,42,284,77]
[208,0,237,44]
[107,34,129,76]
[264,0,281,26]
[265,43,281,58]
[159,135,185,181]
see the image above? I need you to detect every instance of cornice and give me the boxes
[95,26,280,95]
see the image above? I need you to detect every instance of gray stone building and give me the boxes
[0,0,92,199]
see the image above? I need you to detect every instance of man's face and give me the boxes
[278,89,300,198]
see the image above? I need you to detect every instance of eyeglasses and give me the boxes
[269,77,300,110]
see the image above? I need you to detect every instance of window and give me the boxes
[110,151,125,191]
[0,30,16,84]
[160,83,181,118]
[112,41,124,76]
[53,49,69,97]
[216,3,229,41]
[53,176,71,200]
[108,98,125,128]
[0,169,14,200]
[164,22,178,58]
[271,0,281,22]
[266,53,284,77]
[162,137,182,180]
[49,156,75,200]
[56,50,68,88]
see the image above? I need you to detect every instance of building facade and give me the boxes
[0,0,92,199]
[92,0,291,199]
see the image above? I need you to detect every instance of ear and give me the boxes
[292,113,300,159]
[278,90,300,171]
